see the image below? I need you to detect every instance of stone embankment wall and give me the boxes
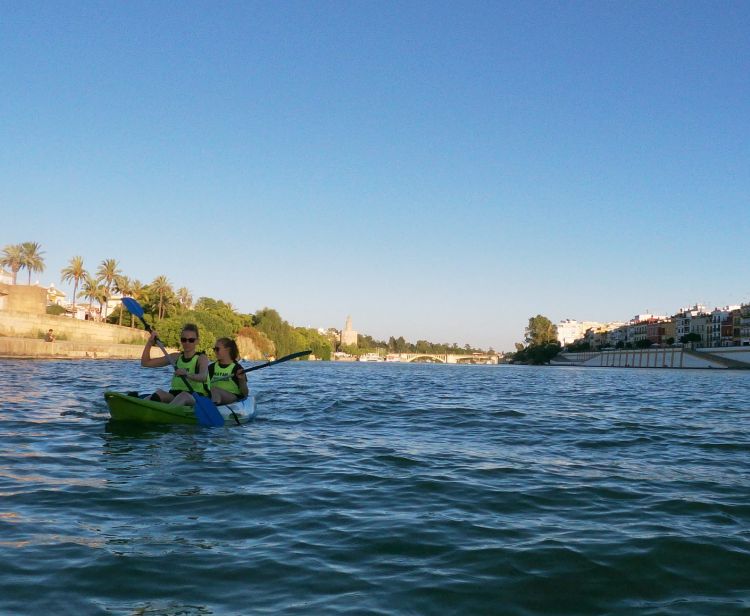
[554,347,750,369]
[0,337,146,359]
[0,310,149,344]
[0,310,150,359]
[0,311,268,360]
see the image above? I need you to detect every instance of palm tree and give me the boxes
[127,279,145,327]
[96,259,121,319]
[113,275,131,326]
[20,242,45,284]
[78,273,104,319]
[0,244,23,284]
[60,256,87,313]
[151,275,173,320]
[177,287,193,310]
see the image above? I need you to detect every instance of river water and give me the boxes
[0,360,748,615]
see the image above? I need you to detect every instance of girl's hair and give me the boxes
[216,337,240,361]
[182,323,199,337]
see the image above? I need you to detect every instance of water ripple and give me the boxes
[0,360,748,614]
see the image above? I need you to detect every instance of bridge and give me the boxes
[383,353,500,364]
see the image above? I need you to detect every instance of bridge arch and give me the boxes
[405,354,446,363]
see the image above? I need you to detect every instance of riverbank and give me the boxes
[0,310,157,359]
[0,336,149,359]
[552,346,750,369]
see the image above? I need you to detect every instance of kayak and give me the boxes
[104,391,257,425]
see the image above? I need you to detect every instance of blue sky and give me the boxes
[1,1,748,351]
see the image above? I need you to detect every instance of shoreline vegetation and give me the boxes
[1,242,494,361]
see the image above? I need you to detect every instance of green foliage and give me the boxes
[46,304,66,315]
[237,326,276,357]
[195,297,245,331]
[351,333,487,356]
[295,328,333,360]
[634,339,653,349]
[106,306,125,324]
[253,308,308,358]
[20,241,45,284]
[0,244,23,283]
[512,342,561,365]
[525,315,558,346]
[512,314,561,364]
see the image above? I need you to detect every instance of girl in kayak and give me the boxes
[140,323,209,405]
[208,337,249,405]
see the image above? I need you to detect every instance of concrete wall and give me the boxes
[555,346,750,369]
[0,337,179,359]
[0,311,149,344]
[0,337,145,359]
[0,284,47,314]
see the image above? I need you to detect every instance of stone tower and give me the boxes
[340,315,358,347]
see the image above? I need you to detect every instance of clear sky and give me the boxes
[1,2,748,351]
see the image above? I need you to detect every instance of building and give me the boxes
[340,315,357,347]
[673,304,708,342]
[706,306,740,347]
[556,319,604,346]
[739,305,750,346]
[45,283,67,307]
[583,322,625,349]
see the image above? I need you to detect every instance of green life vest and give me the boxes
[170,352,209,395]
[209,361,242,396]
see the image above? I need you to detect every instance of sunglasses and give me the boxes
[213,346,223,352]
[181,337,197,343]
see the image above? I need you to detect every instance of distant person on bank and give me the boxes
[44,329,55,342]
[140,323,209,406]
[209,337,249,405]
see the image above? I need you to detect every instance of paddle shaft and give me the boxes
[210,350,312,382]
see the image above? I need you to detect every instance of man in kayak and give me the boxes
[140,323,209,405]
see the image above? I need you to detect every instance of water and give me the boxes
[0,361,748,615]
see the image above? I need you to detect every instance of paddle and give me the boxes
[122,297,225,427]
[210,350,312,382]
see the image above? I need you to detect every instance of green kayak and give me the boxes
[104,391,257,425]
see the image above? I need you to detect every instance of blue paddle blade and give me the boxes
[193,394,225,427]
[121,297,145,319]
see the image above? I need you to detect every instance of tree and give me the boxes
[20,242,45,284]
[525,315,558,346]
[0,244,23,284]
[254,307,308,357]
[112,275,132,326]
[60,256,87,313]
[96,259,121,319]
[177,287,193,310]
[150,275,173,320]
[78,273,104,318]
